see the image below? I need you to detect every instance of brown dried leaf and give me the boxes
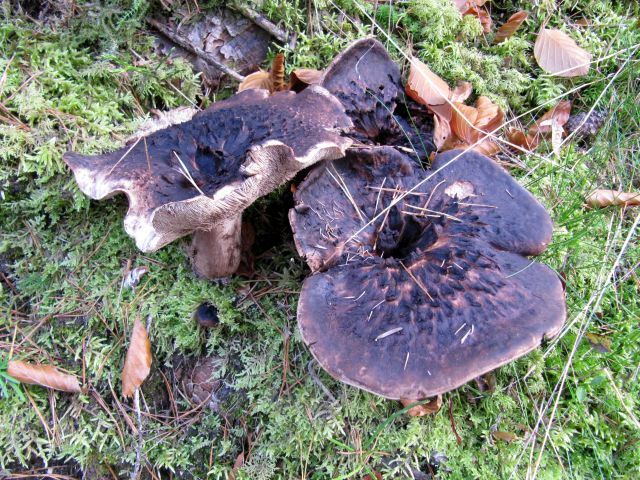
[121,317,152,398]
[430,103,453,149]
[586,189,640,208]
[474,96,504,136]
[529,101,572,137]
[289,68,324,92]
[7,360,81,393]
[494,11,529,43]
[492,431,518,443]
[401,395,443,417]
[507,128,539,151]
[453,0,487,11]
[451,102,479,144]
[406,57,451,106]
[450,81,473,103]
[534,29,591,77]
[463,6,492,33]
[237,70,272,92]
[473,139,501,156]
[585,333,612,353]
[270,53,286,92]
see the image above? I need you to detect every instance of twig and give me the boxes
[130,388,143,480]
[147,18,245,82]
[448,397,462,445]
[307,360,337,403]
[231,1,293,46]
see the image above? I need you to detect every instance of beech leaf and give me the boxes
[450,81,473,103]
[463,6,492,33]
[586,190,640,208]
[121,317,152,398]
[507,128,539,152]
[451,102,479,145]
[401,395,443,417]
[430,103,453,149]
[534,29,591,77]
[494,11,528,43]
[7,360,81,393]
[529,101,572,136]
[237,70,271,92]
[406,57,451,106]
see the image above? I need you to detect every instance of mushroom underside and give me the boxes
[291,147,566,399]
[64,86,353,277]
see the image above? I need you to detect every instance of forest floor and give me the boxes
[0,1,639,479]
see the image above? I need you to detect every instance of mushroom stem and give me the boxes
[189,215,243,279]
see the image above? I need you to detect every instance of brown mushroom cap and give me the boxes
[290,148,565,399]
[321,38,436,159]
[64,87,352,253]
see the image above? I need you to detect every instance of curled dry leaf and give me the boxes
[494,11,529,43]
[534,29,591,77]
[401,395,443,417]
[529,101,572,136]
[237,70,271,92]
[7,360,81,393]
[586,189,640,208]
[406,57,451,106]
[121,317,152,398]
[450,81,473,103]
[431,103,453,149]
[448,96,504,155]
[507,128,539,152]
[463,6,492,33]
[289,68,323,92]
[451,102,479,144]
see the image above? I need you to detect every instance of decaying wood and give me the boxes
[231,1,292,46]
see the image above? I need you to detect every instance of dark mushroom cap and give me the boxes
[64,87,352,252]
[290,148,565,399]
[321,38,436,158]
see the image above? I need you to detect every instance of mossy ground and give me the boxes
[1,0,639,478]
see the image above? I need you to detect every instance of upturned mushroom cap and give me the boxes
[290,148,565,399]
[64,87,352,253]
[321,38,435,158]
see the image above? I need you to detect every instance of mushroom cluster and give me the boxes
[65,38,565,400]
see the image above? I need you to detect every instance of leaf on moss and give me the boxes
[7,360,81,393]
[585,333,612,353]
[237,70,272,92]
[586,190,640,208]
[463,6,492,33]
[507,128,539,152]
[406,57,451,106]
[401,395,443,416]
[534,29,591,77]
[494,11,528,43]
[446,96,504,155]
[529,100,572,136]
[121,317,152,398]
[492,431,518,442]
[450,81,473,103]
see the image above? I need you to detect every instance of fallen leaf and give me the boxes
[450,81,473,103]
[494,11,528,43]
[406,57,451,106]
[534,29,591,77]
[362,472,382,480]
[7,360,81,393]
[529,101,572,137]
[237,70,271,92]
[586,189,640,208]
[492,431,518,442]
[463,6,492,33]
[451,102,479,144]
[270,53,286,92]
[123,266,149,290]
[289,68,323,92]
[474,96,504,136]
[507,128,539,151]
[431,103,453,149]
[453,0,487,11]
[121,317,152,398]
[401,395,443,416]
[585,333,612,353]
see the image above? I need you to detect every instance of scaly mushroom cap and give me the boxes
[321,38,435,158]
[64,87,352,252]
[290,148,566,399]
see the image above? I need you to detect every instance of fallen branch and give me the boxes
[147,18,245,82]
[231,2,294,47]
